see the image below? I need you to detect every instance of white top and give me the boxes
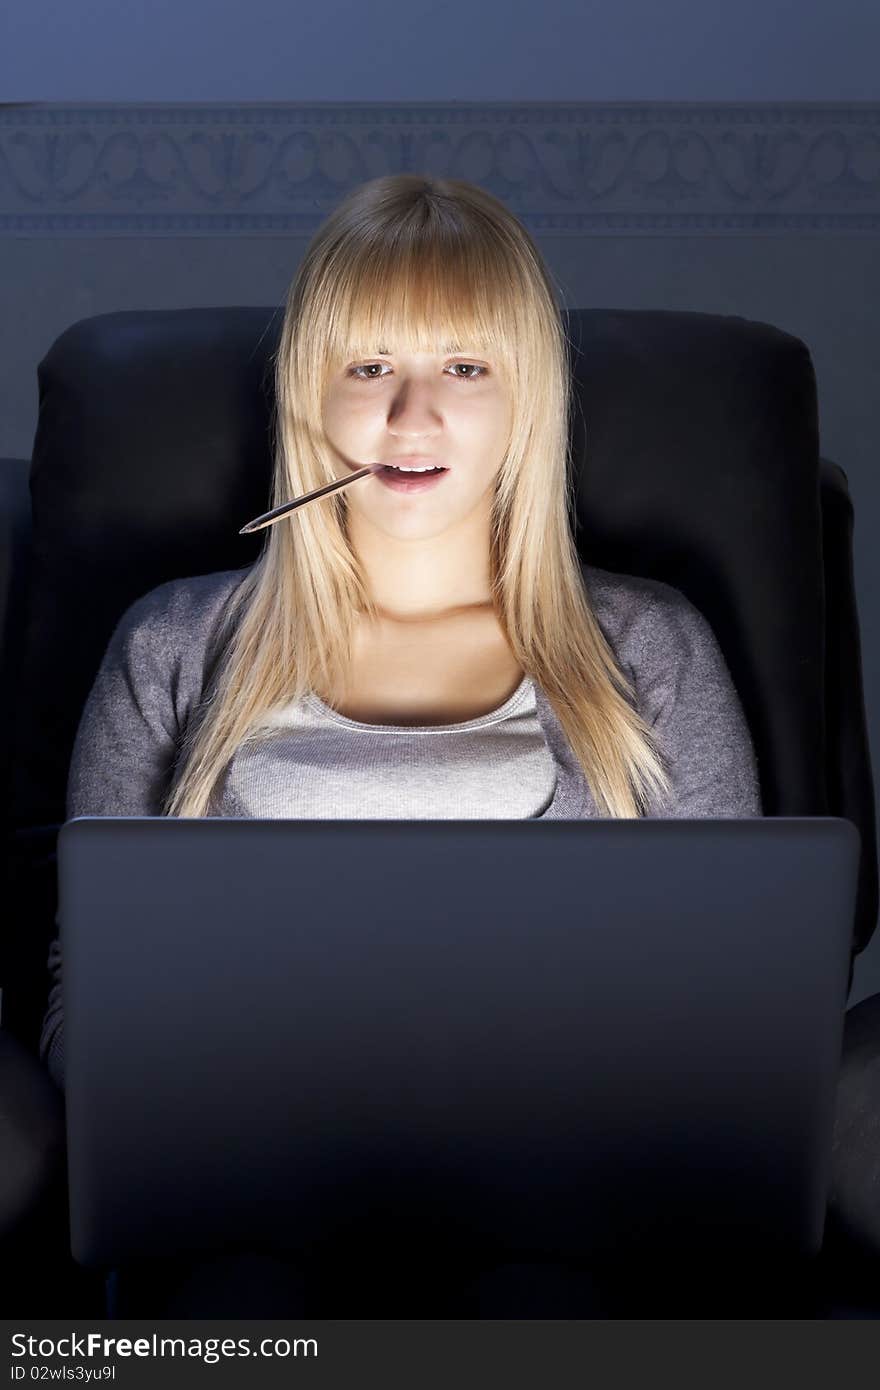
[212,673,560,819]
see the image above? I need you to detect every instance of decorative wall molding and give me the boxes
[1,102,878,235]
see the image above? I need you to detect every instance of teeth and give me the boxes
[391,464,439,472]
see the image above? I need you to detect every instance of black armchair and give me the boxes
[1,305,878,1316]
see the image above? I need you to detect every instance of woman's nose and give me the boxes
[387,376,442,428]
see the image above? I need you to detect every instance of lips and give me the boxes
[374,463,450,493]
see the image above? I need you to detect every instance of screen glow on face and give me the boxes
[321,343,512,533]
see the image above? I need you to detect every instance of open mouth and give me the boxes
[380,464,448,475]
[376,464,450,491]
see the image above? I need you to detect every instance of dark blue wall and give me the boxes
[3,0,879,102]
[2,1,879,998]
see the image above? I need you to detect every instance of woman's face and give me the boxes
[321,343,513,541]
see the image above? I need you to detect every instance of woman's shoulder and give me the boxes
[113,563,253,649]
[580,561,697,638]
[580,560,734,695]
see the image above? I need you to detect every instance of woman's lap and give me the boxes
[111,1244,824,1318]
[108,995,880,1319]
[111,1247,611,1318]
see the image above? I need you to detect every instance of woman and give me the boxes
[39,173,762,1315]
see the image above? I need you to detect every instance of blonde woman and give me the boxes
[39,174,761,1315]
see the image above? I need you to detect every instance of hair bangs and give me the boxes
[322,239,524,379]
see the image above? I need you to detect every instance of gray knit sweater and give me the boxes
[39,561,762,1088]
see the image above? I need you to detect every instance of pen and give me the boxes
[239,463,382,534]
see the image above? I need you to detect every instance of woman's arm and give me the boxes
[38,571,241,1090]
[632,585,763,819]
[39,590,183,1088]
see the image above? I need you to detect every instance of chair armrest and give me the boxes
[0,1025,65,1242]
[0,458,32,815]
[0,459,33,1018]
[819,457,879,956]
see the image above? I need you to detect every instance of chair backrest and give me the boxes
[7,307,877,1028]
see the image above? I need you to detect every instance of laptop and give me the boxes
[59,815,859,1271]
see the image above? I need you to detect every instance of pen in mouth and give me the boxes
[238,463,381,534]
[239,458,450,534]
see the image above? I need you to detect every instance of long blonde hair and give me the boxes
[163,173,672,819]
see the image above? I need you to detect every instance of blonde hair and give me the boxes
[163,173,672,819]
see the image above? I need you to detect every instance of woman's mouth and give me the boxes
[375,464,450,493]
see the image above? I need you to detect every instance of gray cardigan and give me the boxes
[39,561,762,1088]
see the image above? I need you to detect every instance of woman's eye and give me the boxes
[349,363,389,380]
[347,362,486,382]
